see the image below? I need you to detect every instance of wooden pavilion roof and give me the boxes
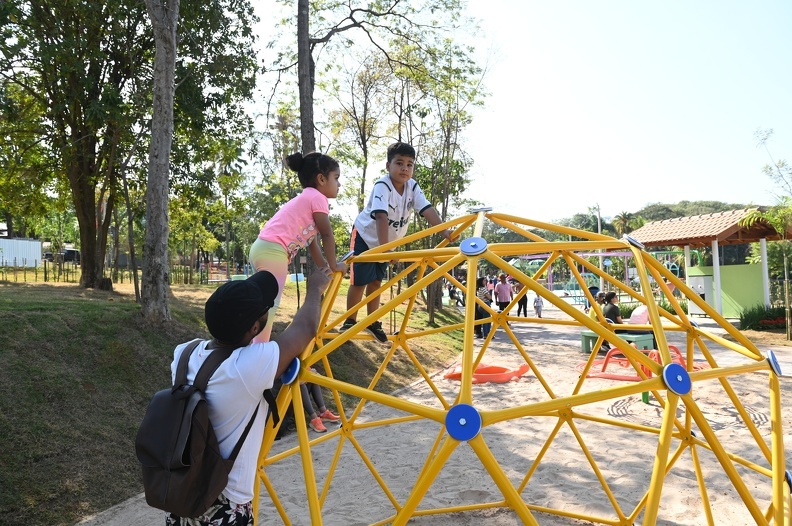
[629,208,790,248]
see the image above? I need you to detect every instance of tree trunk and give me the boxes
[121,171,141,302]
[142,0,179,322]
[297,0,315,152]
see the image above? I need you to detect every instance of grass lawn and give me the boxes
[0,278,464,526]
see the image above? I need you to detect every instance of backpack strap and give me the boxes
[174,339,204,389]
[176,339,281,458]
[263,389,279,426]
[192,343,235,392]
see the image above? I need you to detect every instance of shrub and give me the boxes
[658,298,688,316]
[740,304,786,331]
[619,303,637,319]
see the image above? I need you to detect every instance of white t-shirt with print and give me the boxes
[353,175,431,248]
[171,339,279,505]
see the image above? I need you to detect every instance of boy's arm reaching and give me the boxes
[420,206,453,241]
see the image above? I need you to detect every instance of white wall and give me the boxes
[0,238,43,267]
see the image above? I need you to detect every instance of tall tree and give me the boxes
[278,0,466,153]
[612,211,634,237]
[0,0,151,287]
[328,54,389,213]
[142,0,179,320]
[2,0,259,295]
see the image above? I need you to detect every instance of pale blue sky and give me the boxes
[254,1,792,224]
[462,0,792,222]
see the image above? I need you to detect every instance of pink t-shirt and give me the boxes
[494,282,512,302]
[258,187,329,261]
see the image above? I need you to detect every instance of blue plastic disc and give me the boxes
[767,350,784,377]
[690,320,700,329]
[785,470,792,490]
[460,237,488,256]
[280,357,300,385]
[662,363,692,396]
[446,404,482,441]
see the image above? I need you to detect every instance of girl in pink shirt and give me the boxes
[248,152,346,341]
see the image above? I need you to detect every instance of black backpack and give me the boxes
[135,339,266,518]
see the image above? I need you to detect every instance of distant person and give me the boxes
[248,152,347,342]
[626,304,658,349]
[533,294,544,318]
[588,292,607,321]
[474,276,492,338]
[494,273,513,313]
[448,283,465,307]
[588,291,609,350]
[602,292,622,324]
[513,281,528,317]
[342,142,452,344]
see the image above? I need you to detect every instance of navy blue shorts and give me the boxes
[349,229,387,286]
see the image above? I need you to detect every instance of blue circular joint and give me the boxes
[767,350,784,377]
[785,470,792,491]
[460,237,488,256]
[662,363,692,396]
[280,357,300,385]
[446,404,482,441]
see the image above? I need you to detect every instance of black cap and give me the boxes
[204,271,279,344]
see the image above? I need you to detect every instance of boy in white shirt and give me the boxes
[341,142,451,343]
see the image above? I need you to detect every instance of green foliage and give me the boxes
[739,304,786,331]
[636,200,745,222]
[1,0,260,287]
[658,298,688,316]
[619,303,637,319]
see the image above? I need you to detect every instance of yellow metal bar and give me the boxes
[346,432,401,510]
[487,212,615,241]
[643,393,679,525]
[400,343,452,409]
[563,415,628,522]
[683,394,770,524]
[304,373,446,423]
[630,245,673,364]
[770,373,787,525]
[259,469,291,525]
[492,239,622,254]
[459,253,481,404]
[391,436,459,526]
[690,443,715,526]
[518,417,565,493]
[485,376,667,425]
[626,438,690,524]
[288,380,323,525]
[309,253,465,366]
[468,434,539,525]
[486,213,551,242]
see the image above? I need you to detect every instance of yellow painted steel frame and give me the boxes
[251,211,789,525]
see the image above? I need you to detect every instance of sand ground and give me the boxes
[79,302,792,525]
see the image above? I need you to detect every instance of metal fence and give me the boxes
[0,260,228,286]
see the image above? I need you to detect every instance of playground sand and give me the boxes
[80,304,792,526]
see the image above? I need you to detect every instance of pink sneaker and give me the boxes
[309,416,327,433]
[319,409,341,421]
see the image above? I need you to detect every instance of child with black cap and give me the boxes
[165,267,331,525]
